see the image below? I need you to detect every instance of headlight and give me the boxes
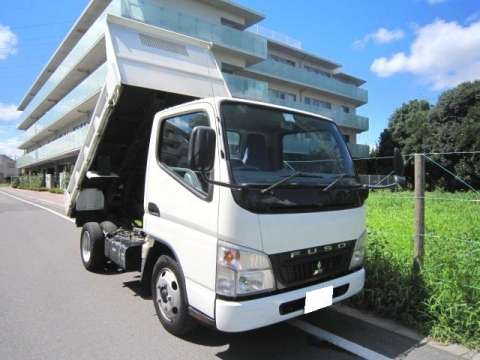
[216,241,275,297]
[349,230,367,270]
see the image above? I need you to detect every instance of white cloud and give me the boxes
[0,24,17,60]
[0,136,21,157]
[354,28,404,49]
[371,19,480,90]
[426,0,447,4]
[0,103,21,122]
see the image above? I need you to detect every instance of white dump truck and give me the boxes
[67,15,402,335]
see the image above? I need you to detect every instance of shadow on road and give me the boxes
[119,277,447,360]
[120,278,359,359]
[185,321,358,360]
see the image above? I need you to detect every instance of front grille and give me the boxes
[270,240,355,289]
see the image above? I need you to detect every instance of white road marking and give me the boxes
[290,319,392,360]
[0,190,75,223]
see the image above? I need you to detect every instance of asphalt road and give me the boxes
[0,191,360,360]
[0,190,467,360]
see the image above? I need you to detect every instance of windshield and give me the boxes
[221,101,357,188]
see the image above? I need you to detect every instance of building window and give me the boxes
[158,112,211,194]
[269,89,297,103]
[221,17,244,30]
[304,65,331,78]
[343,134,351,143]
[342,106,350,113]
[304,96,332,109]
[269,53,296,67]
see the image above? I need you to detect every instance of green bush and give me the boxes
[11,177,20,188]
[350,191,480,349]
[48,188,64,194]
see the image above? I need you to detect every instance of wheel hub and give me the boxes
[81,231,91,263]
[155,268,180,322]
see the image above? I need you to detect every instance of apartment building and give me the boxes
[16,0,369,179]
[0,155,18,181]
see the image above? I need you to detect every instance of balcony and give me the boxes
[223,73,269,101]
[246,58,368,104]
[17,17,109,130]
[267,97,369,132]
[120,0,267,63]
[224,73,369,131]
[17,126,88,169]
[347,143,370,158]
[19,64,106,150]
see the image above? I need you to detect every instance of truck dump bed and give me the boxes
[66,15,230,222]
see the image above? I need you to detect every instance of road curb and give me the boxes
[333,304,479,359]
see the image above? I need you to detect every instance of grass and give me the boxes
[350,191,480,349]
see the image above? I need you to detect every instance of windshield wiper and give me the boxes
[260,172,324,194]
[322,174,358,192]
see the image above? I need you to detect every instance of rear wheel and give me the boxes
[100,221,118,235]
[152,255,196,336]
[80,222,105,272]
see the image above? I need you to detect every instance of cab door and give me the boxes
[143,102,220,318]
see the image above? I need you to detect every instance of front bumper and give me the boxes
[215,268,365,332]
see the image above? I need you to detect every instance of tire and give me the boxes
[80,222,106,272]
[152,255,196,336]
[100,221,118,235]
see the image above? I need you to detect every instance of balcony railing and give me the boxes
[347,143,370,158]
[223,73,269,101]
[121,0,267,60]
[19,64,106,148]
[247,58,368,104]
[17,126,88,169]
[224,73,369,131]
[268,97,369,132]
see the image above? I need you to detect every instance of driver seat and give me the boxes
[242,134,269,170]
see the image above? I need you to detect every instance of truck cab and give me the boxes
[144,97,368,333]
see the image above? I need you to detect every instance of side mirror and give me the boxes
[188,126,216,172]
[393,147,405,176]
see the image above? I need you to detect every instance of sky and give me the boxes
[0,0,479,158]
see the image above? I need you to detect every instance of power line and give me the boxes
[424,155,479,193]
[423,151,480,156]
[354,150,480,161]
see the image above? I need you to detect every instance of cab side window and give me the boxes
[158,112,211,194]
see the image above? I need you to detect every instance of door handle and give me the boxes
[148,202,160,217]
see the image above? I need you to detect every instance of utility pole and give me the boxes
[413,153,425,275]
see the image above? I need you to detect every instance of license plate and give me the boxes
[304,286,333,314]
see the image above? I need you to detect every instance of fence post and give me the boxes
[413,153,425,274]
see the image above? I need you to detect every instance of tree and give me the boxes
[374,128,399,157]
[426,81,480,188]
[373,81,480,190]
[372,100,431,181]
[388,99,432,155]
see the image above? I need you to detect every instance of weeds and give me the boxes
[350,191,480,349]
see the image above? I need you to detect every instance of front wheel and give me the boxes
[80,222,106,272]
[152,255,196,336]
